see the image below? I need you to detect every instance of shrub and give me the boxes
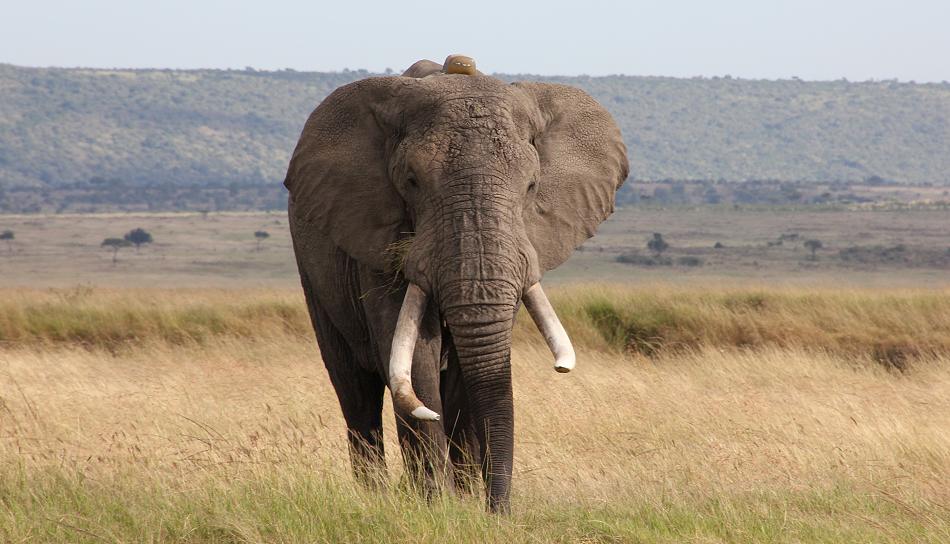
[617,253,672,266]
[647,233,669,256]
[254,230,270,251]
[676,256,704,267]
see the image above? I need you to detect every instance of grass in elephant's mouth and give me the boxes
[1,325,948,542]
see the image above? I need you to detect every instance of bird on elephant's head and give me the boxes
[285,55,628,512]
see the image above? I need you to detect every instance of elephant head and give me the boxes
[285,57,628,510]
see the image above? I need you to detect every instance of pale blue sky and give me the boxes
[2,0,947,81]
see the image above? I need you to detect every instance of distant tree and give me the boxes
[647,233,669,257]
[804,239,823,259]
[124,228,153,251]
[0,230,13,253]
[102,237,132,265]
[254,230,270,251]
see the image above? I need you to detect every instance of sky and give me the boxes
[2,0,948,82]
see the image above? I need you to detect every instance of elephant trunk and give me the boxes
[435,178,523,511]
[443,303,516,513]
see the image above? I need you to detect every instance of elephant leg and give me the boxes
[299,270,387,485]
[326,355,387,486]
[393,346,453,497]
[359,273,452,497]
[440,334,482,496]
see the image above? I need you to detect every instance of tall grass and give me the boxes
[537,285,950,367]
[2,343,949,542]
[1,332,949,540]
[3,465,944,543]
[3,284,948,365]
[0,286,311,348]
[1,285,948,541]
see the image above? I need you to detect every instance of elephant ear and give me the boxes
[513,82,629,271]
[284,77,409,271]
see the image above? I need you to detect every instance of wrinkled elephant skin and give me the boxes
[284,56,628,512]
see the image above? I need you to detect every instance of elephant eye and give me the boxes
[407,173,418,188]
[527,181,537,193]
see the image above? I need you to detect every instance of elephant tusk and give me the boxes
[389,283,440,421]
[523,283,576,373]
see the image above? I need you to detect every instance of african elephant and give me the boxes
[284,55,628,512]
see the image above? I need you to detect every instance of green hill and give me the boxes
[1,63,949,189]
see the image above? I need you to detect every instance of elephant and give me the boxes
[284,54,628,512]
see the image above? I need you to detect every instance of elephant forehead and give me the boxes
[395,78,536,170]
[429,101,518,135]
[411,73,509,95]
[410,119,534,175]
[414,99,531,152]
[404,77,525,120]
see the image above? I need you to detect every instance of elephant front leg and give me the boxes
[296,267,388,486]
[360,275,452,497]
[394,334,453,497]
[308,302,388,487]
[330,367,387,487]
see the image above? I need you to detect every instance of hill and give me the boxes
[1,63,949,192]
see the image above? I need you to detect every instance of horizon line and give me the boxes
[3,62,948,86]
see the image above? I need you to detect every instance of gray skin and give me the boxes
[284,59,628,512]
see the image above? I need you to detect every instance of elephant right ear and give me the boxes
[284,77,409,272]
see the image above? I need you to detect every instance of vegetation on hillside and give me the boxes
[2,63,949,200]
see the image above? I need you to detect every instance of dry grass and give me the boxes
[0,287,310,349]
[2,285,948,366]
[538,284,950,368]
[0,285,948,541]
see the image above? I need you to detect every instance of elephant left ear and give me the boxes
[513,82,629,271]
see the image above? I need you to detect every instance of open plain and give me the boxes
[0,206,947,289]
[0,207,948,542]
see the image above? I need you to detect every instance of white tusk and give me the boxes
[388,283,440,421]
[523,283,576,373]
[411,406,440,421]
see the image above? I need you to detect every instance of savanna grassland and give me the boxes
[1,208,949,542]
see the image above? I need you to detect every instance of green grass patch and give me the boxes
[2,465,946,543]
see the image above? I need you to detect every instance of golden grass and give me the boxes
[537,284,950,367]
[1,284,949,541]
[3,284,948,367]
[0,286,311,349]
